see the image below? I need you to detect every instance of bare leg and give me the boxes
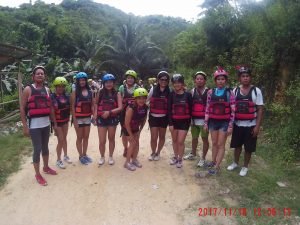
[215,131,228,169]
[107,126,117,157]
[191,138,198,156]
[56,127,64,161]
[234,147,242,164]
[156,127,167,155]
[177,130,188,160]
[243,151,252,168]
[75,126,84,157]
[62,124,69,156]
[210,130,218,163]
[201,136,209,160]
[98,127,107,157]
[150,127,159,155]
[82,125,91,156]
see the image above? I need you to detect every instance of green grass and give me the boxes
[0,132,31,188]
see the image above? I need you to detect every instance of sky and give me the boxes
[0,0,202,21]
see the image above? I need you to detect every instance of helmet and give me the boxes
[73,75,76,80]
[125,70,137,79]
[194,71,207,79]
[157,71,170,80]
[213,66,228,79]
[32,65,46,74]
[171,74,184,83]
[76,72,88,79]
[53,77,68,86]
[102,74,116,82]
[88,79,93,82]
[236,65,251,75]
[133,88,148,98]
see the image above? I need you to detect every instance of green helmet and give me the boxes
[125,70,137,79]
[53,77,68,86]
[133,88,148,98]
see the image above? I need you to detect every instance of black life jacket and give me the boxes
[122,84,137,109]
[150,86,169,115]
[171,91,191,120]
[209,88,231,120]
[234,86,257,120]
[191,87,209,119]
[75,90,92,118]
[51,93,70,123]
[97,92,118,117]
[27,84,51,118]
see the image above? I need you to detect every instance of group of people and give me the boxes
[20,65,263,186]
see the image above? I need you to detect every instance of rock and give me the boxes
[219,188,231,195]
[152,184,159,190]
[276,181,287,187]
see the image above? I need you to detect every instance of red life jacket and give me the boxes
[171,92,191,120]
[150,86,169,115]
[51,93,70,123]
[127,104,148,132]
[75,90,92,118]
[234,86,257,120]
[209,88,231,120]
[97,92,118,117]
[191,87,208,119]
[122,85,136,109]
[27,84,51,118]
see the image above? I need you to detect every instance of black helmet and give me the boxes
[171,74,184,83]
[157,71,170,80]
[236,65,251,75]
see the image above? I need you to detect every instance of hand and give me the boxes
[227,127,233,136]
[252,126,260,137]
[23,126,30,137]
[101,111,110,119]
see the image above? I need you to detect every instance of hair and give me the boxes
[32,66,46,75]
[75,78,90,98]
[98,82,117,101]
[194,73,207,80]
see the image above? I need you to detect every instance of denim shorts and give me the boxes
[208,119,229,132]
[97,116,119,127]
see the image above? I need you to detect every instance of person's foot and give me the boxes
[176,159,183,168]
[148,153,155,161]
[239,167,248,176]
[169,157,178,165]
[132,160,142,168]
[154,153,160,161]
[124,162,136,171]
[98,157,105,166]
[56,160,66,169]
[205,161,216,168]
[35,174,47,186]
[197,159,206,167]
[123,148,127,158]
[183,152,196,160]
[43,167,57,175]
[63,155,72,164]
[79,156,88,165]
[227,162,238,171]
[108,157,114,165]
[83,155,93,163]
[208,167,220,175]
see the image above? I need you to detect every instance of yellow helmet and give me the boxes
[125,70,137,79]
[53,77,68,86]
[133,88,148,98]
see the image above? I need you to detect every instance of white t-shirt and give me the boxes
[190,87,208,126]
[234,86,264,127]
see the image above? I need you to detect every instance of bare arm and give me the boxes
[70,91,78,127]
[93,92,99,120]
[20,86,30,136]
[111,92,123,115]
[47,88,57,128]
[253,105,264,137]
[124,107,134,137]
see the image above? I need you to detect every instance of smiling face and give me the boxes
[104,80,114,90]
[126,75,135,86]
[136,96,147,106]
[194,74,206,88]
[55,85,65,95]
[215,75,227,88]
[158,76,169,88]
[239,73,251,86]
[78,78,87,88]
[32,68,46,84]
[172,81,184,92]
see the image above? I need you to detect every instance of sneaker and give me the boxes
[79,156,88,165]
[43,167,57,175]
[239,167,248,176]
[148,153,155,161]
[63,155,72,164]
[154,153,160,161]
[197,159,206,167]
[227,162,238,171]
[124,162,136,171]
[208,167,219,175]
[98,157,105,165]
[183,152,196,160]
[169,157,178,165]
[83,155,93,163]
[176,160,183,168]
[132,160,142,168]
[35,174,47,186]
[205,161,216,168]
[56,160,66,169]
[108,157,114,165]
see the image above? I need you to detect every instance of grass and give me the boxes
[0,132,31,188]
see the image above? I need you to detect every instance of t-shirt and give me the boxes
[234,86,264,127]
[190,87,208,126]
[118,84,139,97]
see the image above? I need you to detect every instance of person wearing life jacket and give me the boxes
[168,74,192,168]
[118,70,140,157]
[183,71,210,167]
[123,88,149,171]
[147,71,170,161]
[203,67,235,175]
[51,77,72,169]
[71,72,94,165]
[93,74,122,166]
[227,66,264,176]
[20,65,57,186]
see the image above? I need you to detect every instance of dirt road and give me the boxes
[0,125,235,225]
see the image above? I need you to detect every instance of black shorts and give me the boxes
[230,124,257,152]
[97,116,119,127]
[57,121,69,127]
[121,127,139,136]
[148,114,168,128]
[172,119,190,131]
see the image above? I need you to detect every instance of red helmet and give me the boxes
[213,66,228,79]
